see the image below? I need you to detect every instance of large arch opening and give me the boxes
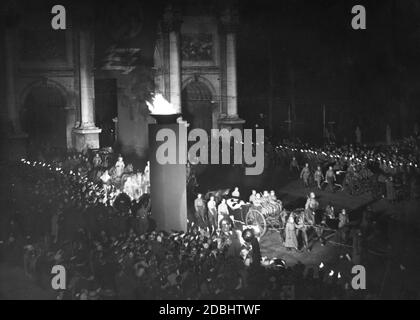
[21,84,67,156]
[181,80,213,133]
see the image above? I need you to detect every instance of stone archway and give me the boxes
[21,84,67,155]
[181,80,213,132]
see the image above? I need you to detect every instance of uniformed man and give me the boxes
[290,157,300,175]
[194,193,206,225]
[304,192,318,227]
[325,166,336,192]
[314,166,324,190]
[300,163,311,188]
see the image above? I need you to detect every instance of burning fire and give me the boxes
[146,93,179,115]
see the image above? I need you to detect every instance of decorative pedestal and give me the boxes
[148,122,187,232]
[72,127,101,152]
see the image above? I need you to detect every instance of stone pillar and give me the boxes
[4,24,28,159]
[163,5,182,114]
[226,32,237,117]
[219,7,244,129]
[169,30,182,114]
[72,28,101,152]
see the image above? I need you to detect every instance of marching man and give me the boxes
[290,156,300,175]
[325,166,336,193]
[314,166,324,190]
[300,163,311,188]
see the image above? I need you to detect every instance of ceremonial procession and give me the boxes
[1,0,420,303]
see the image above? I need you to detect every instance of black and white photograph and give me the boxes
[1,0,420,304]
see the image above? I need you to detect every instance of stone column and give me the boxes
[72,28,101,152]
[219,7,244,129]
[169,30,182,114]
[226,32,238,117]
[163,5,182,114]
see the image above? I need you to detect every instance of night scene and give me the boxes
[0,0,420,302]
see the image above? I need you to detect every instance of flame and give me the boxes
[146,93,179,115]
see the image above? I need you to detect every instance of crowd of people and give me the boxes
[266,136,420,200]
[0,153,374,299]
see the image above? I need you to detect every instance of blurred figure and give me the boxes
[314,166,324,190]
[284,215,298,251]
[300,163,311,188]
[338,209,349,244]
[325,166,336,193]
[217,198,229,227]
[194,193,206,225]
[207,196,217,231]
[289,157,300,175]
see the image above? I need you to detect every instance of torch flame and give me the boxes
[146,93,179,115]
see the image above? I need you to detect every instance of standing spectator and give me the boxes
[194,194,206,225]
[284,215,298,251]
[207,196,217,232]
[217,198,229,227]
[295,213,309,252]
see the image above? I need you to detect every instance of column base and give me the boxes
[72,127,102,152]
[218,114,245,130]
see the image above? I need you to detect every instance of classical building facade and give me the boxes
[0,1,243,161]
[154,4,244,134]
[1,1,101,159]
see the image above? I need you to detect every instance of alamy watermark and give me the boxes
[154,126,265,176]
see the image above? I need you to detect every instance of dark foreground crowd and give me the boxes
[0,157,376,300]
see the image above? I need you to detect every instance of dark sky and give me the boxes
[236,0,420,142]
